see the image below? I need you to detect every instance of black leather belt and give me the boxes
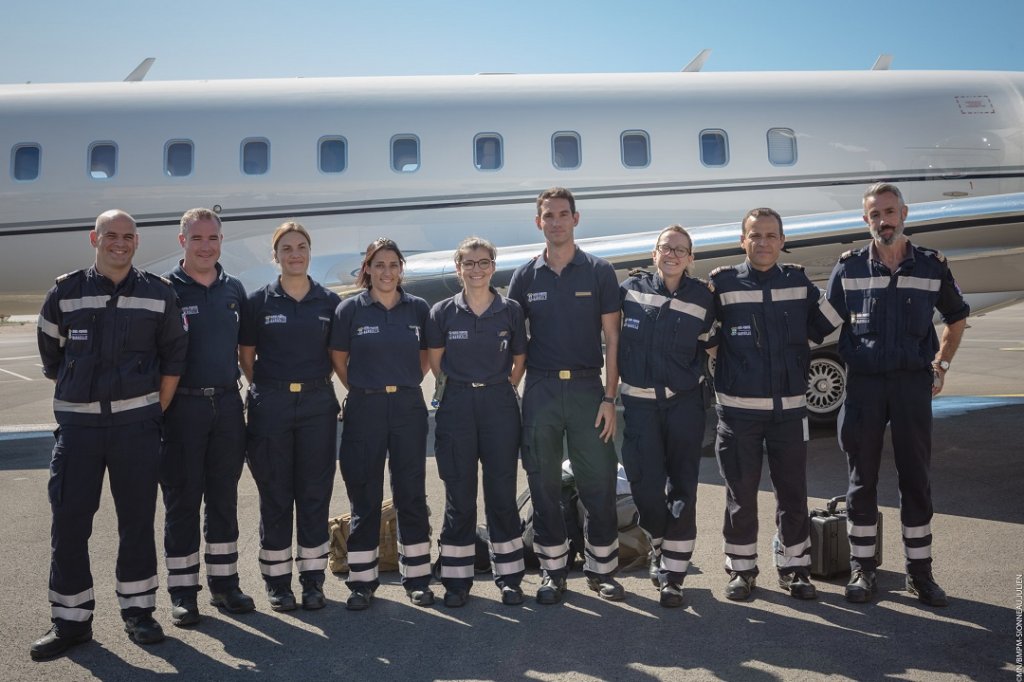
[176,386,233,397]
[353,386,416,395]
[447,379,508,388]
[257,378,332,393]
[529,368,602,380]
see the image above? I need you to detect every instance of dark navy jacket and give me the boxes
[37,266,187,426]
[826,242,969,375]
[710,261,841,420]
[165,262,246,389]
[618,272,715,397]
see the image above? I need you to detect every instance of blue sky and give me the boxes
[2,0,1021,83]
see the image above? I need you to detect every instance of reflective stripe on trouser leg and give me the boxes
[165,550,201,592]
[116,575,159,612]
[439,543,476,581]
[434,386,481,591]
[202,391,247,590]
[889,369,935,575]
[521,377,573,579]
[564,378,620,580]
[292,390,338,581]
[764,417,811,574]
[205,541,239,584]
[338,392,389,591]
[716,415,764,576]
[387,390,432,589]
[840,371,891,574]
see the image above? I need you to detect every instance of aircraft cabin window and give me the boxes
[621,131,650,168]
[165,140,194,177]
[89,142,117,179]
[12,144,41,181]
[242,138,270,175]
[552,132,581,170]
[474,133,503,171]
[319,137,347,174]
[767,128,797,166]
[391,135,420,172]
[699,129,729,167]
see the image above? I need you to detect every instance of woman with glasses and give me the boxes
[424,237,528,607]
[617,225,716,608]
[239,222,341,612]
[330,238,433,610]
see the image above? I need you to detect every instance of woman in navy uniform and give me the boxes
[239,222,341,612]
[618,225,716,608]
[330,238,433,610]
[425,237,528,607]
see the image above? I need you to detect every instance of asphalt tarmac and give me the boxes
[0,304,1022,681]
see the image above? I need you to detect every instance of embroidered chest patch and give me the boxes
[448,330,469,340]
[264,314,287,325]
[357,325,380,336]
[730,325,752,337]
[69,329,88,341]
[624,318,640,330]
[527,291,548,303]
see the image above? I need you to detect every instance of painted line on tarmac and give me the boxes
[0,367,34,381]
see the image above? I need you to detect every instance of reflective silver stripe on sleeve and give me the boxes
[53,399,102,414]
[668,298,708,320]
[626,290,668,308]
[59,295,110,312]
[818,294,844,327]
[620,382,676,400]
[897,276,941,292]
[116,296,166,313]
[841,276,890,292]
[110,392,160,414]
[37,315,66,344]
[716,393,806,411]
[719,290,764,305]
[770,287,808,302]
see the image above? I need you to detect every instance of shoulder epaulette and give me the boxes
[55,271,76,284]
[919,246,947,264]
[781,263,805,271]
[838,249,858,262]
[627,267,652,278]
[709,265,736,278]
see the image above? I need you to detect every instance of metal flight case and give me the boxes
[808,495,883,578]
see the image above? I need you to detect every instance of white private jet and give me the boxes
[2,62,1022,420]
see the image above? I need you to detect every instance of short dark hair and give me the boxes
[863,182,904,207]
[741,207,784,237]
[180,208,221,236]
[358,237,406,289]
[536,186,576,215]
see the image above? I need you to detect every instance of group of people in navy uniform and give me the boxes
[31,182,968,660]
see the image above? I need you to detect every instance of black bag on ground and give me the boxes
[807,495,883,579]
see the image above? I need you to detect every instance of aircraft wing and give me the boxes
[401,192,1024,307]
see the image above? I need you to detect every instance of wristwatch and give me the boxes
[602,396,617,405]
[933,360,950,371]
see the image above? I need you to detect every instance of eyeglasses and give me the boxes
[655,244,691,258]
[459,259,493,270]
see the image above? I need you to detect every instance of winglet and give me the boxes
[124,58,156,82]
[871,54,893,71]
[681,49,711,73]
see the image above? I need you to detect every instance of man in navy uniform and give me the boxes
[827,183,968,607]
[709,207,841,602]
[161,208,255,626]
[32,209,187,660]
[507,187,624,604]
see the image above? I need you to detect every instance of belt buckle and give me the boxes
[471,382,485,388]
[202,387,215,397]
[385,385,398,394]
[558,370,572,380]
[289,383,302,393]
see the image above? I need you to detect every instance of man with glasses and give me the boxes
[708,208,841,602]
[507,187,624,604]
